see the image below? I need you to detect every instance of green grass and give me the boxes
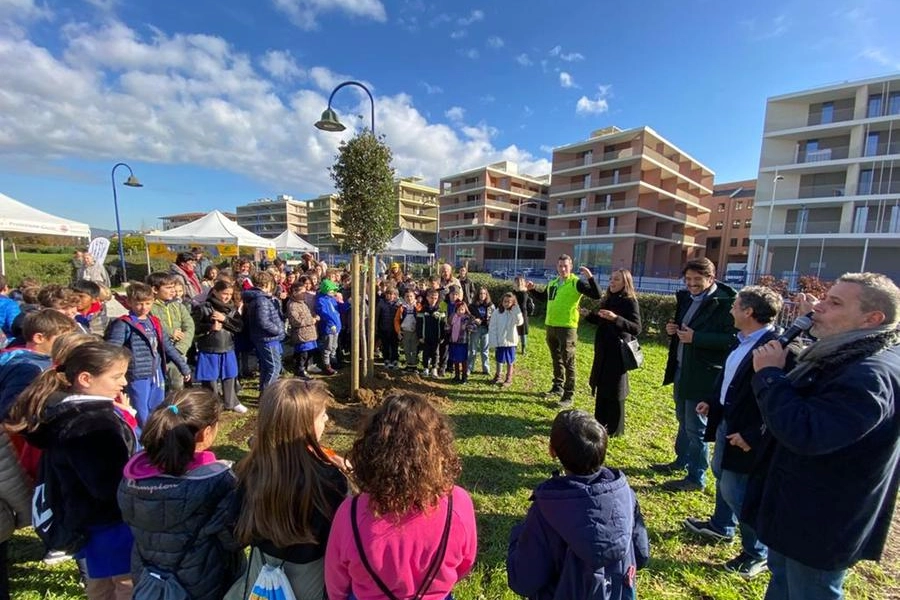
[8,324,896,599]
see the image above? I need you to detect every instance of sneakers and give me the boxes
[683,517,733,542]
[307,364,322,374]
[544,384,563,397]
[322,367,337,376]
[420,368,432,377]
[725,552,768,579]
[664,478,704,492]
[231,403,248,414]
[43,550,73,565]
[650,461,685,474]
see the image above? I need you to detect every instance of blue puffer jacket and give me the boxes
[507,467,650,600]
[0,296,20,337]
[0,349,52,419]
[316,292,342,336]
[241,288,285,345]
[118,452,245,600]
[105,315,190,381]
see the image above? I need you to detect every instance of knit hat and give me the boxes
[320,279,341,294]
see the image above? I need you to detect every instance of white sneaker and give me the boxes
[43,550,73,565]
[231,404,248,414]
[307,364,322,374]
[420,368,431,377]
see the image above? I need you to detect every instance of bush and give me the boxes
[4,258,73,286]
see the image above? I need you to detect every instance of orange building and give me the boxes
[703,179,756,277]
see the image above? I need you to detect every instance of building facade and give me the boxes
[438,161,550,269]
[547,126,713,277]
[703,179,756,276]
[395,177,439,251]
[235,195,308,238]
[748,75,900,283]
[306,193,343,254]
[159,211,236,230]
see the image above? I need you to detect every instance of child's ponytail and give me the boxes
[141,388,221,476]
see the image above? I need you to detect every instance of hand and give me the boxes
[314,315,321,322]
[525,280,535,290]
[753,340,788,371]
[665,320,679,336]
[183,373,192,383]
[726,432,751,452]
[793,292,819,315]
[696,402,709,416]
[172,329,185,341]
[211,310,226,322]
[676,325,694,344]
[597,309,617,321]
[578,307,590,317]
[211,321,223,331]
[578,266,593,279]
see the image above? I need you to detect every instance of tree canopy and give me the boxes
[330,131,396,256]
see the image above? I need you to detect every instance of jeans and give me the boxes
[673,367,708,485]
[710,422,767,558]
[765,550,847,600]
[255,341,282,391]
[546,326,577,398]
[468,327,490,374]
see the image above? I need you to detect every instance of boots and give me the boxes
[502,364,514,387]
[491,371,501,385]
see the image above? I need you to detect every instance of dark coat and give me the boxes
[457,277,476,306]
[745,330,900,570]
[507,467,649,600]
[513,290,535,336]
[105,315,190,380]
[584,285,641,437]
[118,454,245,600]
[0,349,52,420]
[193,296,242,354]
[662,282,737,400]
[242,288,285,345]
[417,302,446,345]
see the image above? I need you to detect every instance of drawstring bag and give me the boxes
[246,557,297,600]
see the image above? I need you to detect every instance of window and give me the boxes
[717,203,726,212]
[715,221,724,230]
[742,238,750,247]
[859,169,874,195]
[729,238,738,248]
[821,102,834,124]
[735,200,743,211]
[865,132,880,157]
[744,219,752,228]
[868,94,883,118]
[890,92,900,116]
[732,219,742,228]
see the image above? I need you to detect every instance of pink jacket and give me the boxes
[325,485,477,600]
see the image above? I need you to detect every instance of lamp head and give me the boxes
[123,175,143,188]
[315,108,346,132]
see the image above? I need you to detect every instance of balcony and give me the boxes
[443,181,483,194]
[552,174,639,193]
[798,184,848,199]
[807,107,856,126]
[553,199,638,215]
[797,146,850,163]
[864,141,900,157]
[553,148,636,171]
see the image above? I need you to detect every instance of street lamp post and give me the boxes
[111,162,143,285]
[759,171,784,277]
[514,200,538,278]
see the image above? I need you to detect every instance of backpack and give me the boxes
[131,516,206,600]
[32,450,87,553]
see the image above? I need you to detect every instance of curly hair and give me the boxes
[349,393,461,516]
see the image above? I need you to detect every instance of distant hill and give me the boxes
[90,227,136,238]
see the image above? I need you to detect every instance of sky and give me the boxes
[0,0,899,231]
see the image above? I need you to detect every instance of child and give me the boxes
[148,273,195,393]
[416,288,445,377]
[228,379,349,600]
[316,278,343,377]
[0,276,19,346]
[436,285,463,377]
[105,282,191,430]
[468,287,494,376]
[36,285,80,320]
[375,287,400,369]
[488,292,524,387]
[193,280,246,413]
[287,281,319,379]
[447,301,473,384]
[513,276,536,355]
[395,289,419,372]
[118,388,245,600]
[242,271,285,391]
[0,420,31,600]
[70,280,107,336]
[9,341,137,599]
[324,393,477,600]
[507,410,649,600]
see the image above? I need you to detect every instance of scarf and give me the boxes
[787,325,900,382]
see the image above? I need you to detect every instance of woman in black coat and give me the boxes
[580,269,641,436]
[512,276,535,355]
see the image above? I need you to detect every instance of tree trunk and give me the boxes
[367,254,377,378]
[350,253,360,395]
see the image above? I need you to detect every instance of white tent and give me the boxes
[272,229,318,254]
[0,192,91,275]
[144,210,275,249]
[383,229,431,256]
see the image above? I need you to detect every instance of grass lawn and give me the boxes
[7,323,897,599]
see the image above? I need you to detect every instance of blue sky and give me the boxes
[0,0,898,231]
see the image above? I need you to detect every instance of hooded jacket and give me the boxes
[118,451,245,600]
[193,295,242,354]
[105,314,191,381]
[242,288,285,345]
[507,467,649,600]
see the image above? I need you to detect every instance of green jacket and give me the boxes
[151,299,195,356]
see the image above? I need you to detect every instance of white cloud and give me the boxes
[486,35,503,48]
[449,29,466,39]
[860,47,900,70]
[539,144,554,154]
[549,44,584,61]
[260,50,304,81]
[420,81,443,94]
[0,20,551,196]
[457,9,484,25]
[515,53,532,66]
[458,48,479,60]
[0,0,52,25]
[740,14,789,40]
[559,71,576,88]
[272,0,387,30]
[576,86,612,114]
[480,94,495,103]
[445,106,465,122]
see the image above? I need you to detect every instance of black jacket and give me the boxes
[193,296,242,354]
[118,453,245,600]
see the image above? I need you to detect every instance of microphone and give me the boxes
[777,312,814,347]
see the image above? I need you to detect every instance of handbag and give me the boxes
[620,338,644,371]
[351,493,454,600]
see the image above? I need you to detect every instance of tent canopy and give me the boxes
[272,230,318,253]
[382,229,431,256]
[0,192,91,238]
[145,210,275,248]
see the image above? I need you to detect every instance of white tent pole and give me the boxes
[0,236,5,276]
[11,241,17,260]
[145,242,152,276]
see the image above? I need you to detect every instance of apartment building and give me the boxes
[159,211,236,230]
[395,177,439,251]
[235,194,308,238]
[748,75,900,282]
[703,180,756,275]
[305,193,343,254]
[438,161,550,268]
[548,126,713,277]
